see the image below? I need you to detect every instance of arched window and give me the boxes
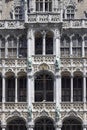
[46,32,53,54]
[0,35,5,58]
[36,0,52,12]
[66,6,75,19]
[62,76,71,102]
[35,32,43,55]
[60,35,70,57]
[7,118,27,130]
[7,36,17,58]
[35,118,54,130]
[35,31,53,55]
[19,35,27,58]
[35,73,54,102]
[73,76,83,101]
[15,6,23,20]
[6,76,15,102]
[62,118,82,130]
[72,34,82,57]
[18,76,27,102]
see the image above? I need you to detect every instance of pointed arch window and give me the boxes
[60,35,70,57]
[6,76,15,102]
[18,76,27,102]
[35,118,55,130]
[36,0,52,12]
[73,76,83,101]
[66,6,75,19]
[72,35,82,57]
[7,36,17,58]
[35,73,54,102]
[19,35,27,58]
[35,31,53,55]
[62,76,71,102]
[15,6,23,20]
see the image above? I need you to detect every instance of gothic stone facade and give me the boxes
[0,0,86,130]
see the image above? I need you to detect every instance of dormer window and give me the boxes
[36,0,52,12]
[66,6,75,19]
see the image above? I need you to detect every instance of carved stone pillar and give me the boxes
[1,124,6,130]
[55,123,62,130]
[27,29,32,58]
[83,124,87,130]
[24,0,28,22]
[27,74,32,107]
[71,74,73,102]
[15,76,17,103]
[2,75,5,103]
[26,122,34,130]
[55,73,61,106]
[55,29,61,57]
[83,75,86,103]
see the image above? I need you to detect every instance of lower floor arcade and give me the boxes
[0,116,83,130]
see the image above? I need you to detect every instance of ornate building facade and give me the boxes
[0,0,86,130]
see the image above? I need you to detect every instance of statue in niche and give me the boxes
[28,106,32,121]
[27,57,32,69]
[55,56,61,70]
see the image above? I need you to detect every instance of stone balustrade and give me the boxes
[27,13,61,23]
[63,19,87,28]
[0,20,24,29]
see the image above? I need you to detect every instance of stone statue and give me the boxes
[27,57,32,69]
[28,107,32,120]
[55,107,60,121]
[55,57,60,70]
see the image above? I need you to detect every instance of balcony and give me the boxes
[0,20,24,29]
[63,19,87,29]
[27,13,61,23]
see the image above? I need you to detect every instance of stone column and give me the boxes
[83,75,86,103]
[83,124,87,130]
[2,75,5,103]
[55,123,62,130]
[27,74,32,107]
[55,72,61,106]
[70,38,72,56]
[15,76,17,103]
[55,29,60,57]
[27,29,32,58]
[24,0,28,22]
[1,124,6,130]
[26,122,34,130]
[82,39,85,57]
[43,32,46,55]
[71,74,73,102]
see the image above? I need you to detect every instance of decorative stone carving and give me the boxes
[40,110,49,117]
[55,57,61,70]
[55,107,60,121]
[28,107,32,121]
[27,57,32,70]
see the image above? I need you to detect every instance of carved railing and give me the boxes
[63,19,87,28]
[0,20,24,29]
[0,58,27,67]
[33,102,56,111]
[28,13,61,23]
[5,103,27,110]
[32,55,55,63]
[61,102,84,110]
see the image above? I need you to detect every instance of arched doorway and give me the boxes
[62,118,82,130]
[35,117,55,130]
[7,118,27,130]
